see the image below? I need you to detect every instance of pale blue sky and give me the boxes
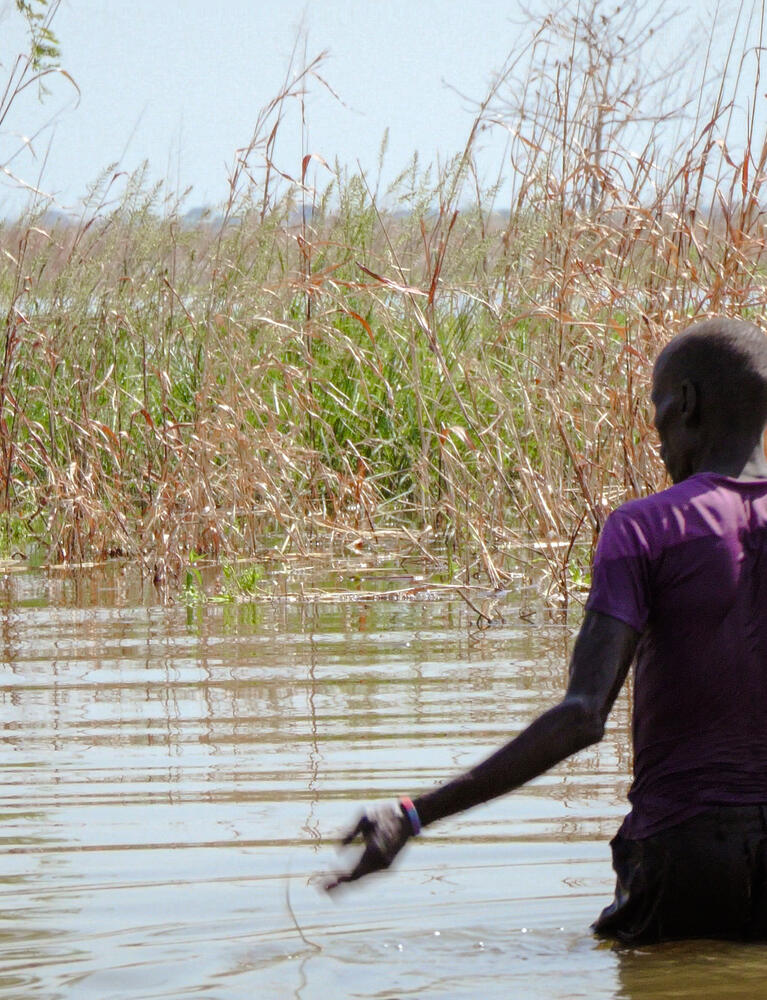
[0,1,760,218]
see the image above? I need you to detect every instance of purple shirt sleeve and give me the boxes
[585,508,653,633]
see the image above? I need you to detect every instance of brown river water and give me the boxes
[1,564,766,999]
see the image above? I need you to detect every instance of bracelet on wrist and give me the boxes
[399,796,422,836]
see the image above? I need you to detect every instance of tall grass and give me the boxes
[1,1,766,598]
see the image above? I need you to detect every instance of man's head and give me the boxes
[651,318,767,483]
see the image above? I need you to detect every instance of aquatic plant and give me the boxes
[1,1,765,602]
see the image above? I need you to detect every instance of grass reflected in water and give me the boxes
[0,567,756,999]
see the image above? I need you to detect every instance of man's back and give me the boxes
[588,472,767,837]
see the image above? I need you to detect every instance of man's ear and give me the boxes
[679,378,699,425]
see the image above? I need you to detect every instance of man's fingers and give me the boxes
[326,804,411,892]
[340,821,362,846]
[323,873,349,892]
[324,841,386,891]
[323,861,367,892]
[340,813,373,846]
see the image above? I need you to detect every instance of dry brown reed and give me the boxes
[1,1,766,601]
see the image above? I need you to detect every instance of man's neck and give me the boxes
[695,436,767,481]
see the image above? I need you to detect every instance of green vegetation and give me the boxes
[2,2,766,599]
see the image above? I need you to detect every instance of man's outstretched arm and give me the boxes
[326,610,639,889]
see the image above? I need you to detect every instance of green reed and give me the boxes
[1,1,766,599]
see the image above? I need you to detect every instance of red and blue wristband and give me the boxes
[400,796,422,836]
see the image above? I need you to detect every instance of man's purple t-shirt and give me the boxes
[586,472,767,840]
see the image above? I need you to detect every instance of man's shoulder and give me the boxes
[613,473,767,521]
[605,473,767,556]
[610,479,695,524]
[601,476,722,559]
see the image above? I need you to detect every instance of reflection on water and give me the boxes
[0,566,760,998]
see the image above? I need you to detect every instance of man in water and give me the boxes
[327,317,767,944]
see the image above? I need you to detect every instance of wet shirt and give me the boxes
[586,473,767,839]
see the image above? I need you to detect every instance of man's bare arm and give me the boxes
[413,610,639,826]
[326,610,639,889]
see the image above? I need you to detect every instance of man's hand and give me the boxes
[324,804,412,892]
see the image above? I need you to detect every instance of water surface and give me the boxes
[0,567,764,999]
